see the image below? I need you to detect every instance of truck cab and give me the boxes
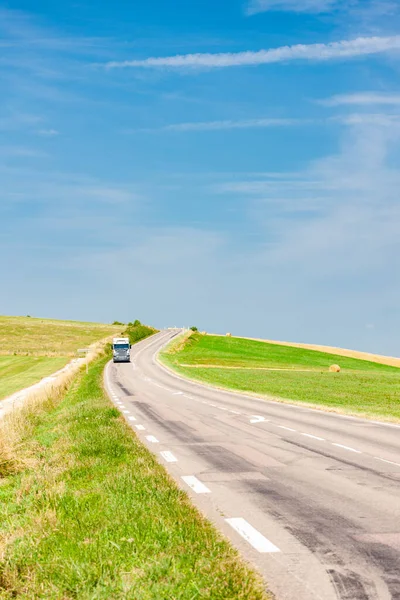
[112,337,131,363]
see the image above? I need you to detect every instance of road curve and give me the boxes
[104,330,400,600]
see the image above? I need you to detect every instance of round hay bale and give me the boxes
[329,364,341,373]
[226,332,232,337]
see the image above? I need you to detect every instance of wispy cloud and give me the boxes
[336,113,400,126]
[321,92,400,106]
[105,35,400,70]
[138,118,307,132]
[37,128,60,136]
[246,0,338,16]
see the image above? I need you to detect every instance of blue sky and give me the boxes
[1,0,400,354]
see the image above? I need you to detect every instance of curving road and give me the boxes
[104,330,400,600]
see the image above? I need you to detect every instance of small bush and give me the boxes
[112,321,124,326]
[124,322,157,344]
[190,326,198,332]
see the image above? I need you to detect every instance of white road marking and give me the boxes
[128,416,136,422]
[135,424,145,431]
[278,425,297,432]
[183,394,193,399]
[229,410,241,415]
[217,406,229,411]
[301,433,325,441]
[225,518,280,553]
[374,457,400,467]
[122,410,130,414]
[332,443,361,453]
[146,435,159,443]
[250,416,268,424]
[160,451,178,463]
[172,391,183,395]
[208,403,217,407]
[181,476,211,494]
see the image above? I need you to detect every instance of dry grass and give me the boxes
[0,340,107,478]
[0,315,122,357]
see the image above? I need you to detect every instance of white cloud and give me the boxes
[105,35,400,70]
[321,92,400,106]
[140,118,306,132]
[37,128,59,136]
[246,0,338,16]
[335,113,400,126]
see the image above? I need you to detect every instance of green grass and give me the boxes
[0,353,268,600]
[0,314,122,402]
[0,315,122,356]
[161,334,400,421]
[0,356,69,400]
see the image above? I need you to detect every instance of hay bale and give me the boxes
[226,333,232,337]
[329,364,341,373]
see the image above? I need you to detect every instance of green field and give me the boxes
[0,315,122,356]
[161,334,400,421]
[0,353,268,600]
[0,356,69,400]
[0,315,122,401]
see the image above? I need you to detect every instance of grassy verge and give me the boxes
[0,356,69,400]
[161,333,400,422]
[0,353,269,599]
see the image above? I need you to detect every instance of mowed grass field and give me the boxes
[161,334,400,421]
[0,315,122,400]
[0,356,69,400]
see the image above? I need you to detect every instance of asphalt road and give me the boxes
[105,330,400,600]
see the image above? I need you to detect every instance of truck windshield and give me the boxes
[114,344,129,349]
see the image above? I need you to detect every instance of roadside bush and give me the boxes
[190,326,198,332]
[124,322,157,344]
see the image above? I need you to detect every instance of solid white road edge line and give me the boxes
[278,426,297,432]
[332,443,361,453]
[181,476,211,494]
[225,518,280,553]
[160,451,178,463]
[146,435,159,443]
[374,457,400,467]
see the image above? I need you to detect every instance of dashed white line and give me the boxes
[122,410,130,414]
[135,424,145,431]
[146,435,159,443]
[181,476,211,494]
[278,426,297,432]
[128,416,136,422]
[332,443,361,453]
[160,451,178,463]
[374,457,400,467]
[229,410,241,415]
[225,518,280,553]
[301,433,325,441]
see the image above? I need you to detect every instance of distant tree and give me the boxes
[112,321,124,326]
[133,319,141,327]
[26,315,31,318]
[190,326,198,332]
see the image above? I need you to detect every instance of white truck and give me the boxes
[112,337,131,363]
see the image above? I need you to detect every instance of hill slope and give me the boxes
[161,333,400,422]
[0,315,122,400]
